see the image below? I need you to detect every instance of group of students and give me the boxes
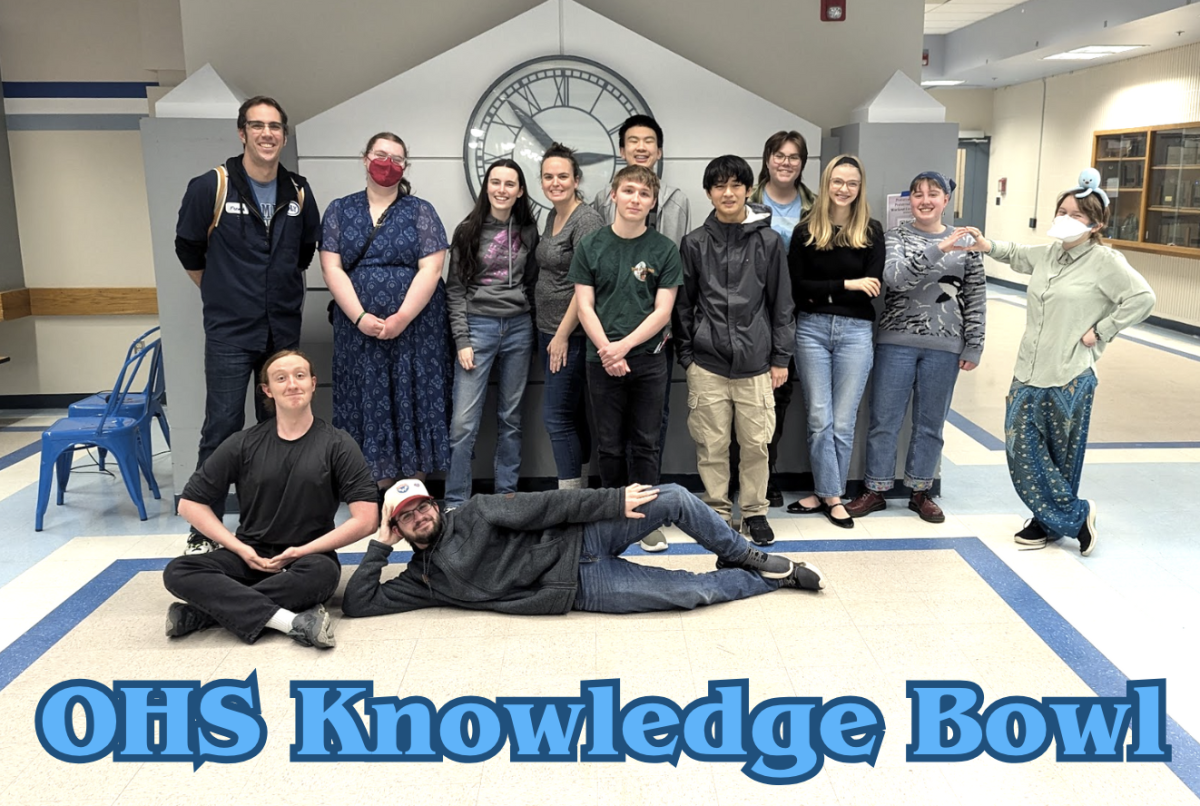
[164,98,1157,649]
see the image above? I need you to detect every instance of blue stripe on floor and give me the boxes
[947,409,1006,451]
[0,442,40,472]
[0,535,1194,796]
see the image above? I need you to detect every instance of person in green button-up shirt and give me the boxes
[958,175,1155,557]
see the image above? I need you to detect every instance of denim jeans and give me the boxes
[864,344,960,492]
[445,314,534,508]
[539,331,591,481]
[795,313,874,498]
[198,334,287,521]
[586,352,668,488]
[573,484,776,613]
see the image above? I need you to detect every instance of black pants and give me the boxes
[587,352,668,488]
[163,545,340,643]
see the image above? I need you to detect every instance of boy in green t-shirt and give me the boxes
[569,165,683,506]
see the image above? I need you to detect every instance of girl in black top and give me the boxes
[786,154,883,528]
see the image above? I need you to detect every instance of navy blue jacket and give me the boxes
[175,156,320,351]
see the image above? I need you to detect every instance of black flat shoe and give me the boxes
[787,498,825,515]
[823,503,854,529]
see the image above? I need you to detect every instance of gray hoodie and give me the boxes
[446,214,539,351]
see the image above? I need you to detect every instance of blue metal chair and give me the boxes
[36,339,163,531]
[69,326,170,470]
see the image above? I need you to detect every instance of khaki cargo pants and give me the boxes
[685,363,776,522]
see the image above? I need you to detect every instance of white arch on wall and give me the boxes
[295,0,821,246]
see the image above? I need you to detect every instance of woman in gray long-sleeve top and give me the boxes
[845,171,986,525]
[958,169,1156,557]
[443,159,540,509]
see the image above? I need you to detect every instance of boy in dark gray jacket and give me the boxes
[341,479,823,618]
[676,156,794,547]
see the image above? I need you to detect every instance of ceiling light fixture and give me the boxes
[1044,45,1145,60]
[921,79,965,86]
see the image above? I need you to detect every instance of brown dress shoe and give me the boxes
[909,492,946,523]
[845,490,887,518]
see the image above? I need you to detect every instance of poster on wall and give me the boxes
[886,191,913,229]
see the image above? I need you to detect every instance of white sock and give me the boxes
[558,477,583,490]
[266,608,298,633]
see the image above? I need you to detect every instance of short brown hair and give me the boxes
[237,96,288,134]
[258,350,314,412]
[610,164,660,199]
[757,130,809,189]
[1055,189,1109,244]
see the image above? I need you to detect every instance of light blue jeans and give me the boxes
[795,313,874,498]
[863,343,960,492]
[445,314,534,508]
[573,484,776,613]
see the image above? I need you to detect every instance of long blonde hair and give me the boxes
[802,154,873,250]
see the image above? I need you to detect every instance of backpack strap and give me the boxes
[292,178,305,214]
[208,166,229,237]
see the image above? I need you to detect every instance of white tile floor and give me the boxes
[1,289,1198,804]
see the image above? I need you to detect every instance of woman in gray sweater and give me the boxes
[444,159,539,509]
[958,169,1155,556]
[846,171,985,524]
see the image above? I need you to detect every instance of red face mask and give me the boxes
[368,158,405,188]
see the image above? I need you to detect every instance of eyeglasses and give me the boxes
[245,121,285,133]
[391,499,435,529]
[771,152,802,165]
[370,151,408,168]
[830,178,861,190]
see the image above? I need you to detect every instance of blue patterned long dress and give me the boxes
[321,192,451,481]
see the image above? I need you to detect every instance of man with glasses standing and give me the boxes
[174,96,321,555]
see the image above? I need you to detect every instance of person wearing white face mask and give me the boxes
[955,169,1156,556]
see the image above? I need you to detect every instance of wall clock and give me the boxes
[464,55,658,218]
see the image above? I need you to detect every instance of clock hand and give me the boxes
[574,151,614,167]
[508,105,554,150]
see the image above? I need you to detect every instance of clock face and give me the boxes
[464,56,658,219]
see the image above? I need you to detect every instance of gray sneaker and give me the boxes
[715,547,793,580]
[165,602,215,638]
[777,561,826,591]
[184,534,218,555]
[639,529,669,552]
[287,604,336,649]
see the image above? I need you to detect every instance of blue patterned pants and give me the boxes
[1004,370,1096,539]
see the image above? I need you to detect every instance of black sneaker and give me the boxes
[287,604,336,649]
[716,546,793,579]
[1014,519,1048,549]
[1078,500,1098,557]
[184,533,218,555]
[777,561,826,591]
[766,480,784,509]
[165,602,215,638]
[740,515,775,546]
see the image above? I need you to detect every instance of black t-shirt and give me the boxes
[181,418,376,548]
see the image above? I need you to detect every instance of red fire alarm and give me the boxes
[821,0,847,21]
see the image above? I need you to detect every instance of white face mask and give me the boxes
[1046,214,1094,241]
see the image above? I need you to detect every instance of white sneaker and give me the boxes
[639,529,669,552]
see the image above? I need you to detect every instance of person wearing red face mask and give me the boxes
[320,133,452,505]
